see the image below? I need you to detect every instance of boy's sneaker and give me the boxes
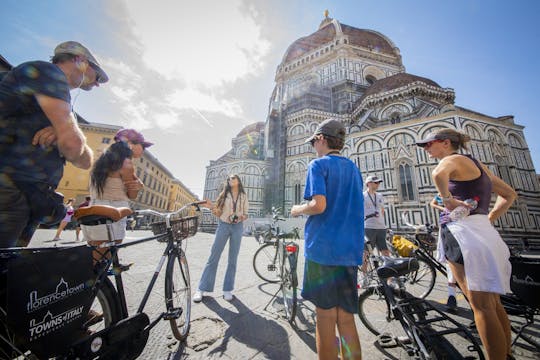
[193,291,204,303]
[446,295,457,312]
[223,291,233,301]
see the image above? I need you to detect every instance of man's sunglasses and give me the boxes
[88,62,102,83]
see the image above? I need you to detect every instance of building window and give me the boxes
[366,75,376,85]
[294,184,302,205]
[399,163,415,201]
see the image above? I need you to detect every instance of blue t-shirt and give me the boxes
[303,154,364,266]
[0,61,70,187]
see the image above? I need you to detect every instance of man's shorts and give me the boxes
[301,259,358,314]
[365,228,388,251]
[440,226,464,265]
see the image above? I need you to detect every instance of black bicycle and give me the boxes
[252,207,300,323]
[0,201,205,359]
[399,214,540,351]
[358,255,485,359]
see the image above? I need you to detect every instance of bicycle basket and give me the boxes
[416,232,437,251]
[151,216,198,242]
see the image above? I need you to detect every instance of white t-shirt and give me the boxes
[363,190,385,229]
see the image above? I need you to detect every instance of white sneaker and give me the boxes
[223,291,233,301]
[193,291,204,303]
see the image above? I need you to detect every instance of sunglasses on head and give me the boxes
[309,135,323,147]
[420,139,445,148]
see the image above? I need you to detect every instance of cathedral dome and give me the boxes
[236,122,265,137]
[282,16,401,64]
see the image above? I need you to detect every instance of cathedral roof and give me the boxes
[236,122,265,137]
[359,73,441,101]
[282,17,400,64]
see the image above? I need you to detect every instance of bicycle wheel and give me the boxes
[88,276,123,332]
[280,248,298,323]
[253,242,280,283]
[165,247,191,341]
[402,258,436,299]
[357,286,409,338]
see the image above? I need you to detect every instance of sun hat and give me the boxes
[54,41,109,83]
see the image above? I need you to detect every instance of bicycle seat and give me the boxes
[377,256,419,279]
[74,205,133,225]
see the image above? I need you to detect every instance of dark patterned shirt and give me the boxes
[0,61,70,187]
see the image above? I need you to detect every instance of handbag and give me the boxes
[15,181,66,225]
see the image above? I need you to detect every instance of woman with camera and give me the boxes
[194,175,249,302]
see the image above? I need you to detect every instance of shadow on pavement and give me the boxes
[291,300,317,352]
[203,297,291,358]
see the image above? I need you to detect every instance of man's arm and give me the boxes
[34,94,93,169]
[291,195,326,217]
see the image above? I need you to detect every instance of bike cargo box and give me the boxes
[0,245,96,358]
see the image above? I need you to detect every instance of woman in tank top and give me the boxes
[417,128,517,360]
[82,129,150,248]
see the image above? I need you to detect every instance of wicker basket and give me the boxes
[151,216,198,242]
[416,233,437,251]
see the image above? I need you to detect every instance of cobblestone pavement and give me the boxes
[30,229,539,359]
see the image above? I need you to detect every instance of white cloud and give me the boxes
[123,0,270,87]
[167,88,242,118]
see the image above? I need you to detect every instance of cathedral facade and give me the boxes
[202,15,540,240]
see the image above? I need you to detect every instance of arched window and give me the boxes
[294,184,302,204]
[366,75,376,85]
[398,162,416,201]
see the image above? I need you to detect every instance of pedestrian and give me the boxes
[291,118,364,359]
[52,198,75,241]
[75,196,91,241]
[0,41,107,248]
[193,174,249,302]
[359,175,388,288]
[429,195,459,311]
[417,128,516,360]
[81,129,150,258]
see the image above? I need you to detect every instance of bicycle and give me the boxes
[360,229,436,300]
[401,214,540,352]
[0,200,205,359]
[357,255,485,359]
[253,207,300,323]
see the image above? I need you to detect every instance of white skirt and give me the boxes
[81,199,129,242]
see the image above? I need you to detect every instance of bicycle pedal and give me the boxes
[163,307,183,320]
[267,265,276,271]
[107,263,134,275]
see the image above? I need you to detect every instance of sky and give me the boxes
[2,0,540,198]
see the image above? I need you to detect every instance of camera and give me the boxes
[229,214,239,224]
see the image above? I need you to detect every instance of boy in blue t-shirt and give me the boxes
[291,118,364,359]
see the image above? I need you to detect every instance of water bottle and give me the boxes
[449,197,479,221]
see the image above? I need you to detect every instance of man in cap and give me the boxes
[0,41,108,248]
[359,175,389,287]
[291,118,364,359]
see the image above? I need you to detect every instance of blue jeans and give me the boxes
[198,220,243,292]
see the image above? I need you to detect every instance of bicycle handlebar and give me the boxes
[135,201,206,220]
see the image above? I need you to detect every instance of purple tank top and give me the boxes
[447,155,492,215]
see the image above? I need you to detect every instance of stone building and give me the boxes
[206,14,540,240]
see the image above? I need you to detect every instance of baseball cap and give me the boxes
[54,41,109,83]
[416,132,459,147]
[114,129,154,148]
[305,118,346,143]
[366,175,383,183]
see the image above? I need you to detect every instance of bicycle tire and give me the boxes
[280,249,297,323]
[165,247,191,341]
[357,286,408,338]
[253,243,280,283]
[402,258,436,299]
